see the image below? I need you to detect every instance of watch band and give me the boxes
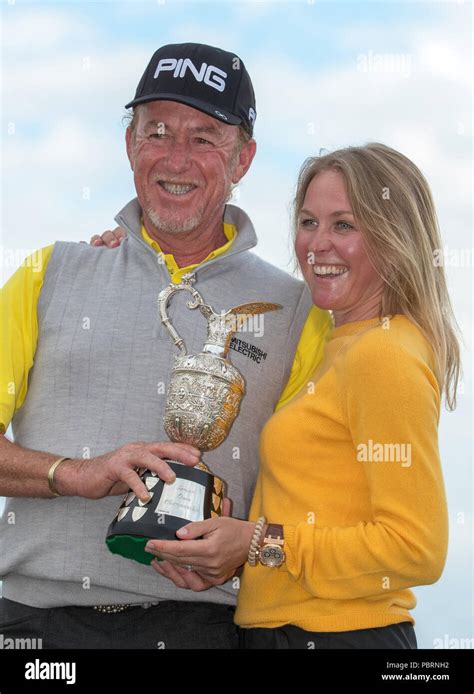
[264,523,284,542]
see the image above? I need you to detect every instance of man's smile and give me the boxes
[156,180,199,196]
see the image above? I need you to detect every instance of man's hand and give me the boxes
[55,441,201,502]
[88,227,128,248]
[151,561,216,592]
[146,503,255,589]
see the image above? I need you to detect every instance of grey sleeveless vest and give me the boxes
[0,199,312,607]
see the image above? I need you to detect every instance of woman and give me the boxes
[110,143,460,648]
[233,142,460,648]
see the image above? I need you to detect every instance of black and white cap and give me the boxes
[125,42,257,136]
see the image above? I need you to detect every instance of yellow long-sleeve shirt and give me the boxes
[235,315,448,633]
[0,226,332,433]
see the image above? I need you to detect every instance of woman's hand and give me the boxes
[88,227,127,247]
[147,502,255,589]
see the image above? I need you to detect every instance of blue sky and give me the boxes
[1,0,472,648]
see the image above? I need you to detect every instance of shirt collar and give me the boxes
[114,198,258,262]
[140,222,236,284]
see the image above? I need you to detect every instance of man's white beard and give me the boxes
[144,180,234,235]
[145,206,203,235]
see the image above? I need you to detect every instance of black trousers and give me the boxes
[0,597,238,649]
[239,621,417,649]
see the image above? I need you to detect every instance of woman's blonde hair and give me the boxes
[293,142,461,410]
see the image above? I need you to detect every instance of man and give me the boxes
[0,43,331,649]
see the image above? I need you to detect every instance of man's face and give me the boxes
[126,101,256,235]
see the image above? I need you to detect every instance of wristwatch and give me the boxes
[257,523,285,567]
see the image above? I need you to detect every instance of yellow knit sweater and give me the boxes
[235,315,449,632]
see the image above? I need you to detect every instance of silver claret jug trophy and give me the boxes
[106,278,280,564]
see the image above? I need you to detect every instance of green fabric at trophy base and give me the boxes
[106,535,159,565]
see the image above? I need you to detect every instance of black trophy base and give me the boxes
[106,461,224,565]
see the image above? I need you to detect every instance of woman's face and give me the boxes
[295,169,385,327]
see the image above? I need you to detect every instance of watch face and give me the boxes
[260,544,285,567]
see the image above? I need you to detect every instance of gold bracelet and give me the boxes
[47,457,71,497]
[247,516,266,567]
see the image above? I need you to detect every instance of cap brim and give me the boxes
[124,93,242,127]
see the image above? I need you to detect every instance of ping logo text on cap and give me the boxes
[154,58,227,92]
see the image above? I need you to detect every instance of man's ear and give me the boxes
[125,127,134,171]
[232,139,257,184]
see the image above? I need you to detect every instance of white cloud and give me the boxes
[4,48,151,121]
[0,7,96,51]
[166,21,241,49]
[5,119,100,168]
[418,37,471,87]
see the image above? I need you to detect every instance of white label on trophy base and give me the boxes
[155,479,206,522]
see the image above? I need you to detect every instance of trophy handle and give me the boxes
[158,282,208,354]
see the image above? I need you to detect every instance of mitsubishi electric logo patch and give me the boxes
[154,58,227,92]
[230,337,267,365]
